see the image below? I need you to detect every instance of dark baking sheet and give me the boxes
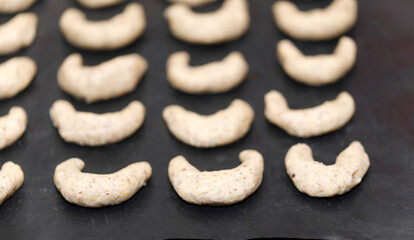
[0,0,413,239]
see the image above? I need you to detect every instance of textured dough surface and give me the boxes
[285,141,370,197]
[0,13,37,55]
[169,150,264,205]
[60,3,146,50]
[265,91,355,138]
[164,0,250,44]
[50,100,145,146]
[163,99,254,148]
[272,0,358,40]
[277,36,357,86]
[54,158,152,208]
[0,57,37,100]
[0,161,24,205]
[58,53,148,103]
[77,0,125,9]
[0,0,36,13]
[167,51,248,94]
[0,107,27,150]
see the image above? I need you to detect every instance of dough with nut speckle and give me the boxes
[265,90,354,138]
[50,100,145,146]
[0,107,27,150]
[54,158,151,207]
[163,99,254,148]
[167,51,248,94]
[0,162,24,205]
[285,141,370,197]
[169,150,263,205]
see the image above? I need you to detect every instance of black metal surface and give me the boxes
[0,0,413,239]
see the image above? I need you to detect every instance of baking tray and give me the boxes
[0,0,413,239]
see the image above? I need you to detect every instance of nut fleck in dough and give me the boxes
[0,13,38,55]
[0,57,37,100]
[54,158,152,208]
[166,0,218,7]
[272,0,358,41]
[169,150,264,206]
[0,161,24,205]
[164,0,250,45]
[277,37,357,86]
[265,91,355,138]
[60,3,146,51]
[0,107,27,150]
[167,51,249,94]
[163,99,254,148]
[285,141,370,197]
[77,0,125,9]
[58,53,148,103]
[0,0,36,13]
[50,100,145,146]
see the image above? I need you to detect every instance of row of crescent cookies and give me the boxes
[271,0,371,198]
[0,0,368,208]
[0,0,38,206]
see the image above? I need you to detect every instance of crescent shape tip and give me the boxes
[164,4,188,20]
[168,155,197,175]
[128,100,145,111]
[0,161,24,205]
[239,150,264,166]
[50,100,75,118]
[124,161,152,181]
[337,91,356,113]
[58,158,85,171]
[264,90,289,116]
[277,39,303,61]
[9,106,27,118]
[65,53,83,65]
[2,161,24,177]
[162,105,181,119]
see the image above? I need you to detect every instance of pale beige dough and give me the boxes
[77,0,125,9]
[163,99,254,148]
[0,13,37,55]
[285,141,370,197]
[54,158,151,208]
[277,36,357,86]
[164,0,250,44]
[272,0,358,41]
[265,90,355,138]
[0,107,27,150]
[50,100,145,146]
[60,3,146,51]
[0,0,36,13]
[166,0,218,7]
[0,161,24,205]
[0,57,37,100]
[58,53,148,103]
[169,150,263,205]
[166,51,249,94]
